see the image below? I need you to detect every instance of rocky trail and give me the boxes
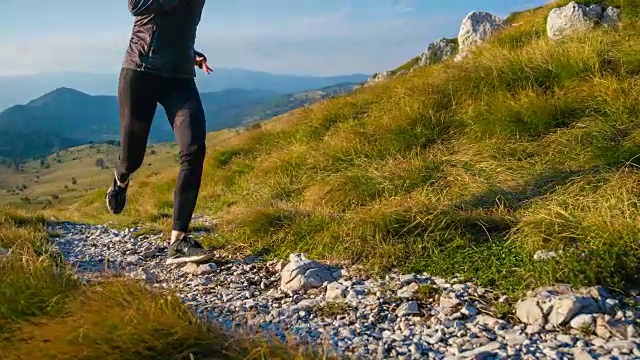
[44,221,640,360]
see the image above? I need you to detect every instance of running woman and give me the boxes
[106,0,214,264]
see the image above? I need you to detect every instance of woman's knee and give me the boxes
[179,142,206,167]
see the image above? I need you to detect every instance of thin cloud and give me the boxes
[392,0,415,12]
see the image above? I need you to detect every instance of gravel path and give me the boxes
[47,221,640,360]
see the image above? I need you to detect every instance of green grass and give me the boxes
[315,302,353,318]
[414,285,442,304]
[0,207,322,359]
[389,56,420,76]
[34,1,640,297]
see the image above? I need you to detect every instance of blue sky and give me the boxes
[0,0,548,76]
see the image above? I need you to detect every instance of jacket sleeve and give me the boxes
[129,0,180,16]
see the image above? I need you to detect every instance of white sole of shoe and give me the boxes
[165,252,215,265]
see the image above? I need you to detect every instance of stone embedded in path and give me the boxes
[516,284,617,330]
[182,262,218,276]
[399,274,416,285]
[604,339,638,352]
[274,259,286,272]
[439,295,462,309]
[396,301,420,317]
[570,314,595,330]
[280,253,335,293]
[397,282,420,299]
[326,282,347,300]
[516,297,546,326]
[456,341,502,359]
[126,255,143,265]
[548,297,583,326]
[460,305,478,317]
[129,268,158,283]
[596,315,614,339]
[573,348,595,360]
[581,285,611,312]
[297,299,321,311]
[141,247,159,259]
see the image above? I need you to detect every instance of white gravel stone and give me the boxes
[548,297,583,326]
[326,282,347,300]
[604,340,638,352]
[397,302,420,317]
[460,305,478,317]
[280,253,335,293]
[571,314,595,330]
[573,348,595,360]
[182,262,218,275]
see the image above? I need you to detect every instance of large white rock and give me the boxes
[280,253,335,293]
[516,297,546,326]
[548,297,583,326]
[570,313,595,329]
[457,11,507,57]
[418,37,458,67]
[547,1,598,40]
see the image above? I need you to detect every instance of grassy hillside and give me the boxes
[0,132,239,209]
[0,207,314,359]
[50,1,640,296]
[0,142,170,208]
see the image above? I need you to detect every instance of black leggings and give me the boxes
[115,67,206,233]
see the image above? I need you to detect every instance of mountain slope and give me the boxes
[0,69,369,111]
[0,88,171,159]
[0,83,359,159]
[64,1,640,295]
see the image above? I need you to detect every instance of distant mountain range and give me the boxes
[0,69,369,111]
[0,82,360,159]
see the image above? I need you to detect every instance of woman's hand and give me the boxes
[195,51,213,74]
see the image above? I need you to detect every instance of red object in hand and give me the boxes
[195,51,213,74]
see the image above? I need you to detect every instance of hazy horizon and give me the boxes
[1,0,548,77]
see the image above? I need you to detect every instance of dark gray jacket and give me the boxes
[123,0,206,78]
